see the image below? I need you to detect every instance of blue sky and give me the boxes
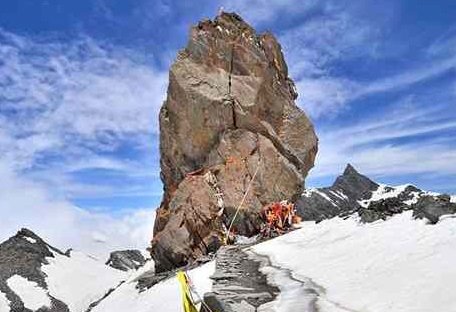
[0,0,455,254]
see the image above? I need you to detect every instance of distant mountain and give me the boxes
[1,167,454,312]
[296,164,456,224]
[0,229,126,312]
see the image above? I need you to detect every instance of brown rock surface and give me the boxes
[151,12,318,272]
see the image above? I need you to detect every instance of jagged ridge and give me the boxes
[296,164,456,224]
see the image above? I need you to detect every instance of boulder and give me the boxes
[151,12,318,272]
[106,250,146,271]
[359,197,409,223]
[413,194,456,224]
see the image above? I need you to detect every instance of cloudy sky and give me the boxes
[1,0,455,256]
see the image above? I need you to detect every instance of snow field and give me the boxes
[91,261,215,312]
[253,211,456,312]
[43,251,127,312]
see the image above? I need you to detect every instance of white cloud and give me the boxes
[0,30,165,255]
[309,99,456,181]
[296,78,358,118]
[359,56,456,96]
[427,26,456,57]
[223,0,456,119]
[0,29,167,217]
[295,55,456,119]
[0,161,156,259]
[0,29,168,171]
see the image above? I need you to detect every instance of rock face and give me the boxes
[0,228,70,312]
[151,12,318,272]
[296,164,456,224]
[413,194,456,224]
[0,229,129,312]
[296,164,378,221]
[106,250,146,272]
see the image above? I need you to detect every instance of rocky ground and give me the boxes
[203,245,278,312]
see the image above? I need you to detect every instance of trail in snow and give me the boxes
[250,250,359,312]
[248,250,320,312]
[252,211,456,312]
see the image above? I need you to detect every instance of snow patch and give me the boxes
[314,190,337,207]
[255,258,318,312]
[403,191,421,205]
[140,250,152,261]
[360,184,414,207]
[451,195,456,203]
[236,235,259,245]
[24,236,37,244]
[0,290,10,311]
[7,275,51,311]
[91,261,215,312]
[253,211,456,312]
[124,259,155,284]
[301,188,316,198]
[43,251,126,312]
[330,190,348,201]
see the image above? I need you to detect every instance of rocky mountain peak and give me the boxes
[152,12,318,272]
[296,165,456,224]
[332,164,378,200]
[15,228,46,246]
[342,163,358,176]
[0,229,70,312]
[1,228,65,260]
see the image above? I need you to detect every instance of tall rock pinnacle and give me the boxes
[151,12,318,272]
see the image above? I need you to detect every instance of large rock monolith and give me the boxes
[151,12,318,272]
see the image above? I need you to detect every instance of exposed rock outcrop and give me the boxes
[413,194,456,224]
[151,12,318,272]
[296,164,378,221]
[0,229,128,312]
[296,164,456,224]
[106,250,146,272]
[0,229,70,312]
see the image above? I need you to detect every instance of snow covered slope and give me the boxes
[0,228,126,312]
[0,228,214,312]
[43,251,126,312]
[252,211,456,312]
[90,261,215,312]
